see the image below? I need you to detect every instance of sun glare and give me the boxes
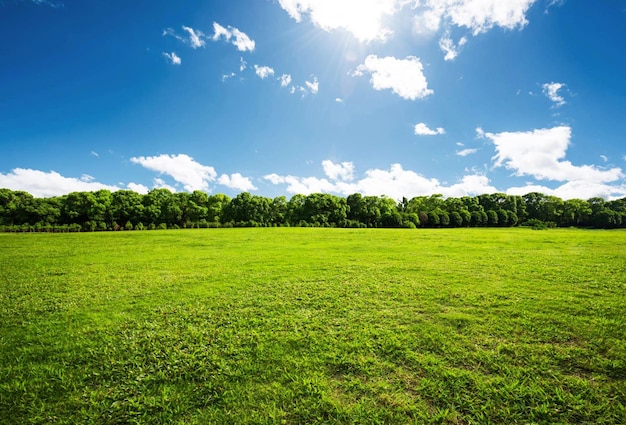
[295,0,400,42]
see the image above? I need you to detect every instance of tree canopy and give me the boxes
[1,188,624,231]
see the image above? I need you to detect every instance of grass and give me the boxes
[1,228,625,424]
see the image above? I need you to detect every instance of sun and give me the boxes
[283,0,400,43]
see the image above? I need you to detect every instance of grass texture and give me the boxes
[1,228,625,424]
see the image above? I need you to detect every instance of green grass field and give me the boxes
[1,228,625,424]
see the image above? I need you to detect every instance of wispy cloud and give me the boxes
[31,0,63,8]
[439,31,467,61]
[456,148,478,157]
[212,22,255,52]
[542,82,566,107]
[305,77,319,94]
[163,52,181,65]
[182,26,205,49]
[354,55,433,100]
[163,26,205,49]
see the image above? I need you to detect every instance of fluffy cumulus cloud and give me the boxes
[277,0,403,42]
[487,126,624,183]
[279,74,292,87]
[506,181,626,201]
[254,65,275,79]
[0,168,119,198]
[217,173,258,192]
[212,22,255,52]
[414,122,445,136]
[542,82,566,107]
[130,154,218,192]
[163,52,181,65]
[264,160,496,199]
[412,0,537,36]
[354,55,433,100]
[127,183,149,194]
[322,160,354,182]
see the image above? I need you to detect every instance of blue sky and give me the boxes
[1,0,625,200]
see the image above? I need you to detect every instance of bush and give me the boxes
[523,219,548,230]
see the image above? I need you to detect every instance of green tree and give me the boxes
[112,190,144,227]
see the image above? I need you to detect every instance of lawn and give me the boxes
[1,228,625,424]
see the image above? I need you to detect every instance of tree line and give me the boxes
[1,188,625,232]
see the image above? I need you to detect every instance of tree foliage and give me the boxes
[0,188,624,231]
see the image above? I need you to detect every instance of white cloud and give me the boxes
[412,9,442,36]
[163,52,181,65]
[163,27,206,49]
[130,154,217,192]
[90,151,99,158]
[354,55,433,100]
[153,178,177,192]
[127,183,149,194]
[322,160,354,182]
[279,74,292,87]
[263,174,337,195]
[264,161,496,199]
[31,0,62,8]
[414,122,445,136]
[277,1,538,60]
[254,65,275,79]
[305,77,319,94]
[240,57,247,72]
[414,0,537,36]
[0,168,119,198]
[277,0,403,42]
[542,82,566,107]
[439,32,467,61]
[506,181,626,201]
[456,148,478,157]
[182,26,206,49]
[212,22,255,52]
[487,126,624,183]
[335,98,344,103]
[217,173,258,192]
[600,155,608,163]
[222,72,236,81]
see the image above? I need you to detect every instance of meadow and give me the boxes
[1,228,625,424]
